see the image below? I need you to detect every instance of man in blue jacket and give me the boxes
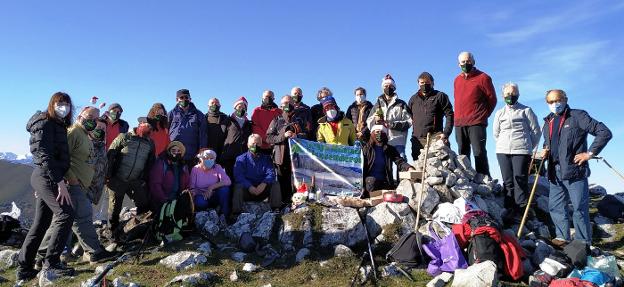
[232,134,282,217]
[541,89,612,246]
[168,89,207,168]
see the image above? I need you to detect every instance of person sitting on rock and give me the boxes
[148,140,190,212]
[232,134,282,218]
[362,124,413,197]
[189,149,231,217]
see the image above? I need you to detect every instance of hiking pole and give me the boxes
[356,207,378,284]
[90,252,131,287]
[594,156,624,182]
[414,133,431,261]
[517,154,545,238]
[350,251,369,287]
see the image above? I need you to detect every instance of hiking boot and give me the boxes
[16,266,39,281]
[551,238,569,248]
[42,263,75,277]
[34,257,44,271]
[89,249,117,264]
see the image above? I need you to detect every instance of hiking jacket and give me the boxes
[317,112,357,146]
[251,103,282,149]
[543,106,612,181]
[66,124,95,188]
[366,94,412,147]
[493,102,541,155]
[105,119,129,150]
[346,100,373,141]
[202,111,229,161]
[168,102,207,160]
[233,151,276,189]
[293,102,313,140]
[87,140,107,204]
[107,130,155,182]
[149,155,190,205]
[408,90,454,139]
[266,113,308,166]
[362,142,411,187]
[27,111,70,183]
[453,68,497,126]
[147,118,170,157]
[221,115,253,163]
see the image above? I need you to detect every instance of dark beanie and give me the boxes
[109,103,123,113]
[177,89,191,98]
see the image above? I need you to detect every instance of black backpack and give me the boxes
[466,213,505,274]
[597,194,624,222]
[386,232,422,268]
[0,215,20,242]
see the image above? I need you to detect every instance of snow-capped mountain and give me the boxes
[0,152,33,165]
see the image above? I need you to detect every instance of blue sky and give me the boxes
[1,1,623,192]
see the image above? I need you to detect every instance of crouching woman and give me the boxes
[189,149,232,216]
[149,141,190,212]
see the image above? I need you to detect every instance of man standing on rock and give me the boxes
[541,89,611,246]
[453,51,497,176]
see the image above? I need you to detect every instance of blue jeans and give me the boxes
[548,164,591,242]
[193,186,231,216]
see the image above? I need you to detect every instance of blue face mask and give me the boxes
[203,159,215,169]
[549,102,564,114]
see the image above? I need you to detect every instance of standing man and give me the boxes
[104,103,129,150]
[453,51,497,176]
[542,89,611,245]
[168,89,207,167]
[290,87,313,140]
[366,74,412,158]
[408,72,454,161]
[346,87,373,142]
[222,97,253,178]
[202,98,229,164]
[251,90,282,154]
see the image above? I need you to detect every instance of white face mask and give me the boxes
[326,109,338,119]
[355,95,365,104]
[54,104,69,118]
[549,102,564,114]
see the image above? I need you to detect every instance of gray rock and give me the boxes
[197,242,212,256]
[476,184,491,196]
[296,248,311,263]
[452,260,497,287]
[231,252,247,262]
[427,158,442,169]
[319,207,367,247]
[167,272,214,286]
[242,202,271,215]
[279,207,311,251]
[455,155,472,171]
[225,213,257,240]
[38,268,61,287]
[594,215,618,242]
[427,272,454,287]
[426,165,443,177]
[426,176,445,185]
[196,210,221,237]
[252,211,276,241]
[433,184,454,203]
[242,262,258,272]
[359,265,373,282]
[229,270,239,282]
[334,244,355,257]
[473,195,504,224]
[589,184,607,196]
[381,262,401,277]
[366,202,416,241]
[0,249,19,269]
[112,278,139,287]
[159,251,208,271]
[451,183,475,199]
[463,168,477,180]
[445,172,458,187]
[396,180,439,215]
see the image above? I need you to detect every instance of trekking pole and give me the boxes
[414,133,431,260]
[594,156,624,182]
[517,155,545,238]
[356,207,378,283]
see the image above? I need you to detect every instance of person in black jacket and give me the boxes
[408,72,454,161]
[309,87,331,141]
[203,98,229,164]
[541,89,612,245]
[290,87,314,140]
[222,97,253,178]
[362,124,414,197]
[346,87,373,142]
[18,92,76,280]
[266,95,308,203]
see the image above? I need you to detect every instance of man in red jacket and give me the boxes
[251,90,282,154]
[453,51,497,176]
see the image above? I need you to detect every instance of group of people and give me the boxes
[16,51,612,281]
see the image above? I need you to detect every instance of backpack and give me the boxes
[0,215,21,242]
[155,190,195,243]
[386,232,421,268]
[120,211,154,243]
[597,194,624,222]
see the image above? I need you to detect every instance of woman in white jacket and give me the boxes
[493,82,541,221]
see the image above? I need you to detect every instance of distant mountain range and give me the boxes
[0,152,33,165]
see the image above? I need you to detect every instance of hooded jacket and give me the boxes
[106,130,155,182]
[366,94,412,147]
[493,102,541,155]
[27,111,70,183]
[168,102,207,160]
[317,112,357,146]
[453,68,497,127]
[251,102,282,149]
[266,112,308,166]
[408,90,454,139]
[362,141,411,187]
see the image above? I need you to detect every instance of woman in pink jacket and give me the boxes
[189,149,231,216]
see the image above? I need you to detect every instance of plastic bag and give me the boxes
[587,255,621,280]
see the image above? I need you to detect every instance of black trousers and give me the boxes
[363,177,392,198]
[455,125,490,176]
[497,154,530,209]
[19,167,75,268]
[276,163,294,204]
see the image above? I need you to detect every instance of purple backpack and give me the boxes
[422,221,468,276]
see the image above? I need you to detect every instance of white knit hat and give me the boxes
[381,74,395,88]
[371,124,388,135]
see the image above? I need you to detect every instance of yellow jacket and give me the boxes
[316,115,356,146]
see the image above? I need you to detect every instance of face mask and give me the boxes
[169,152,182,162]
[109,111,119,121]
[326,109,338,120]
[203,159,215,169]
[504,95,519,105]
[292,95,301,103]
[355,95,365,104]
[383,86,395,96]
[136,125,151,137]
[209,105,220,113]
[549,102,564,114]
[91,128,105,141]
[461,63,473,73]
[262,98,273,106]
[282,104,293,113]
[54,104,69,118]
[82,118,97,131]
[155,115,166,122]
[375,133,382,142]
[178,100,190,108]
[235,108,246,117]
[249,145,257,154]
[420,84,433,94]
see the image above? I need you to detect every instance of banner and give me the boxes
[289,138,363,198]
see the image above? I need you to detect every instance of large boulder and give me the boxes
[167,272,214,286]
[319,206,367,247]
[0,249,19,270]
[279,207,313,251]
[195,210,221,237]
[159,251,207,271]
[252,211,277,241]
[366,202,416,241]
[452,260,498,287]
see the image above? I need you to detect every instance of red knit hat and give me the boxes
[233,97,248,109]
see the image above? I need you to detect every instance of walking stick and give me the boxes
[594,156,624,182]
[414,133,431,259]
[517,156,545,238]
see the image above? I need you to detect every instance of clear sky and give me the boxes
[1,1,623,192]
